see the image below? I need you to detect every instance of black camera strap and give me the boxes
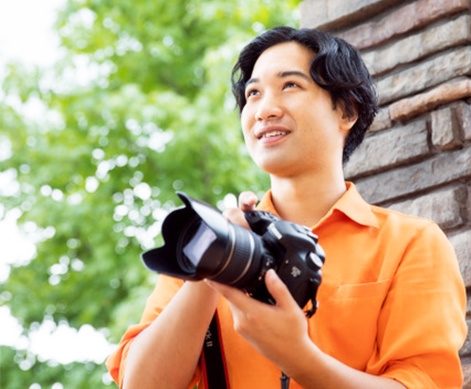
[202,310,292,389]
[202,311,231,389]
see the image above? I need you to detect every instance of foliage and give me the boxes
[0,0,300,387]
[0,346,110,389]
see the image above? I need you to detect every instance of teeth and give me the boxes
[262,131,287,138]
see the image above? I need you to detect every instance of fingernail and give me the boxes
[241,191,257,204]
[266,269,276,280]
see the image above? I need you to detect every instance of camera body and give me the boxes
[142,192,325,317]
[242,210,324,315]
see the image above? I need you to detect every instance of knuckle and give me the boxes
[233,320,245,335]
[233,311,254,336]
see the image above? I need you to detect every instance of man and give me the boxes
[107,27,467,388]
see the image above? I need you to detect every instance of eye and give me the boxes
[245,88,260,99]
[284,81,300,89]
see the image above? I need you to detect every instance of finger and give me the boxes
[264,269,298,310]
[205,280,267,338]
[223,207,250,229]
[205,280,252,307]
[238,191,258,212]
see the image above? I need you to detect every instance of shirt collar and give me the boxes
[257,182,379,229]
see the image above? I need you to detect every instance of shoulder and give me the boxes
[370,203,442,234]
[368,204,456,261]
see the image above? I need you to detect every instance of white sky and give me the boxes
[0,0,65,269]
[0,0,116,369]
[0,0,65,67]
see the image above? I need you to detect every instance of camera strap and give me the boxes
[201,310,231,389]
[201,311,292,389]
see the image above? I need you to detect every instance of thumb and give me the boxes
[238,191,258,212]
[264,269,297,309]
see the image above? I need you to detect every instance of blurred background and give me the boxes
[0,0,301,387]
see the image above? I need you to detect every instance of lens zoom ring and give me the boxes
[213,224,257,285]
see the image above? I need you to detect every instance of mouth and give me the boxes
[261,130,290,139]
[256,127,291,140]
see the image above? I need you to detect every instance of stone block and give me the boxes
[355,146,471,204]
[299,0,400,31]
[337,0,471,50]
[457,102,471,141]
[345,120,429,178]
[369,107,392,132]
[461,321,471,357]
[390,78,471,122]
[431,107,462,151]
[463,360,471,389]
[377,47,471,105]
[388,187,466,230]
[450,230,471,287]
[467,186,471,225]
[362,15,471,77]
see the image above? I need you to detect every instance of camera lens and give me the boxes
[210,223,263,287]
[142,192,272,296]
[172,212,265,290]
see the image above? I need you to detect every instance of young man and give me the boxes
[107,27,467,388]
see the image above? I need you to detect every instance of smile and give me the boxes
[262,130,290,138]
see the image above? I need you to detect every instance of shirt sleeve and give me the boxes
[366,222,467,388]
[105,275,202,388]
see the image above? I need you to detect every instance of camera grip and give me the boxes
[244,210,281,235]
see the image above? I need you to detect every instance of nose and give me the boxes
[255,93,283,121]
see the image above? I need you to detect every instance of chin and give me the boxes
[256,160,294,177]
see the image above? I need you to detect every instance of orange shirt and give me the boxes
[106,182,467,388]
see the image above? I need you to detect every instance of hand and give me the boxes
[212,191,407,389]
[216,191,314,372]
[237,191,259,212]
[206,269,311,374]
[222,190,258,230]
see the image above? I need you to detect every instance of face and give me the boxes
[240,42,354,178]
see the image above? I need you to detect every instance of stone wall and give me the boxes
[299,0,471,386]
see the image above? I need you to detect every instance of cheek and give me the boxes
[240,109,252,138]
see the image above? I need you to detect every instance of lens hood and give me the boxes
[142,192,233,279]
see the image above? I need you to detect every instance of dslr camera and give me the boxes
[142,192,325,317]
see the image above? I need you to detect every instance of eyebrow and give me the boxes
[245,70,312,88]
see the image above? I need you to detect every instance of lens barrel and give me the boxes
[209,223,263,287]
[142,192,266,292]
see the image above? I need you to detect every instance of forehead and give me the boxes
[251,42,315,78]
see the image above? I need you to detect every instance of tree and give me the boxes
[0,0,301,387]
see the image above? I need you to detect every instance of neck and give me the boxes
[269,172,347,227]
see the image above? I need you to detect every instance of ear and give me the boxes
[339,111,358,132]
[336,101,358,132]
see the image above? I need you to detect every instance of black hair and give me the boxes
[231,26,378,163]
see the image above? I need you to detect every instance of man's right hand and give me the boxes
[222,191,258,230]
